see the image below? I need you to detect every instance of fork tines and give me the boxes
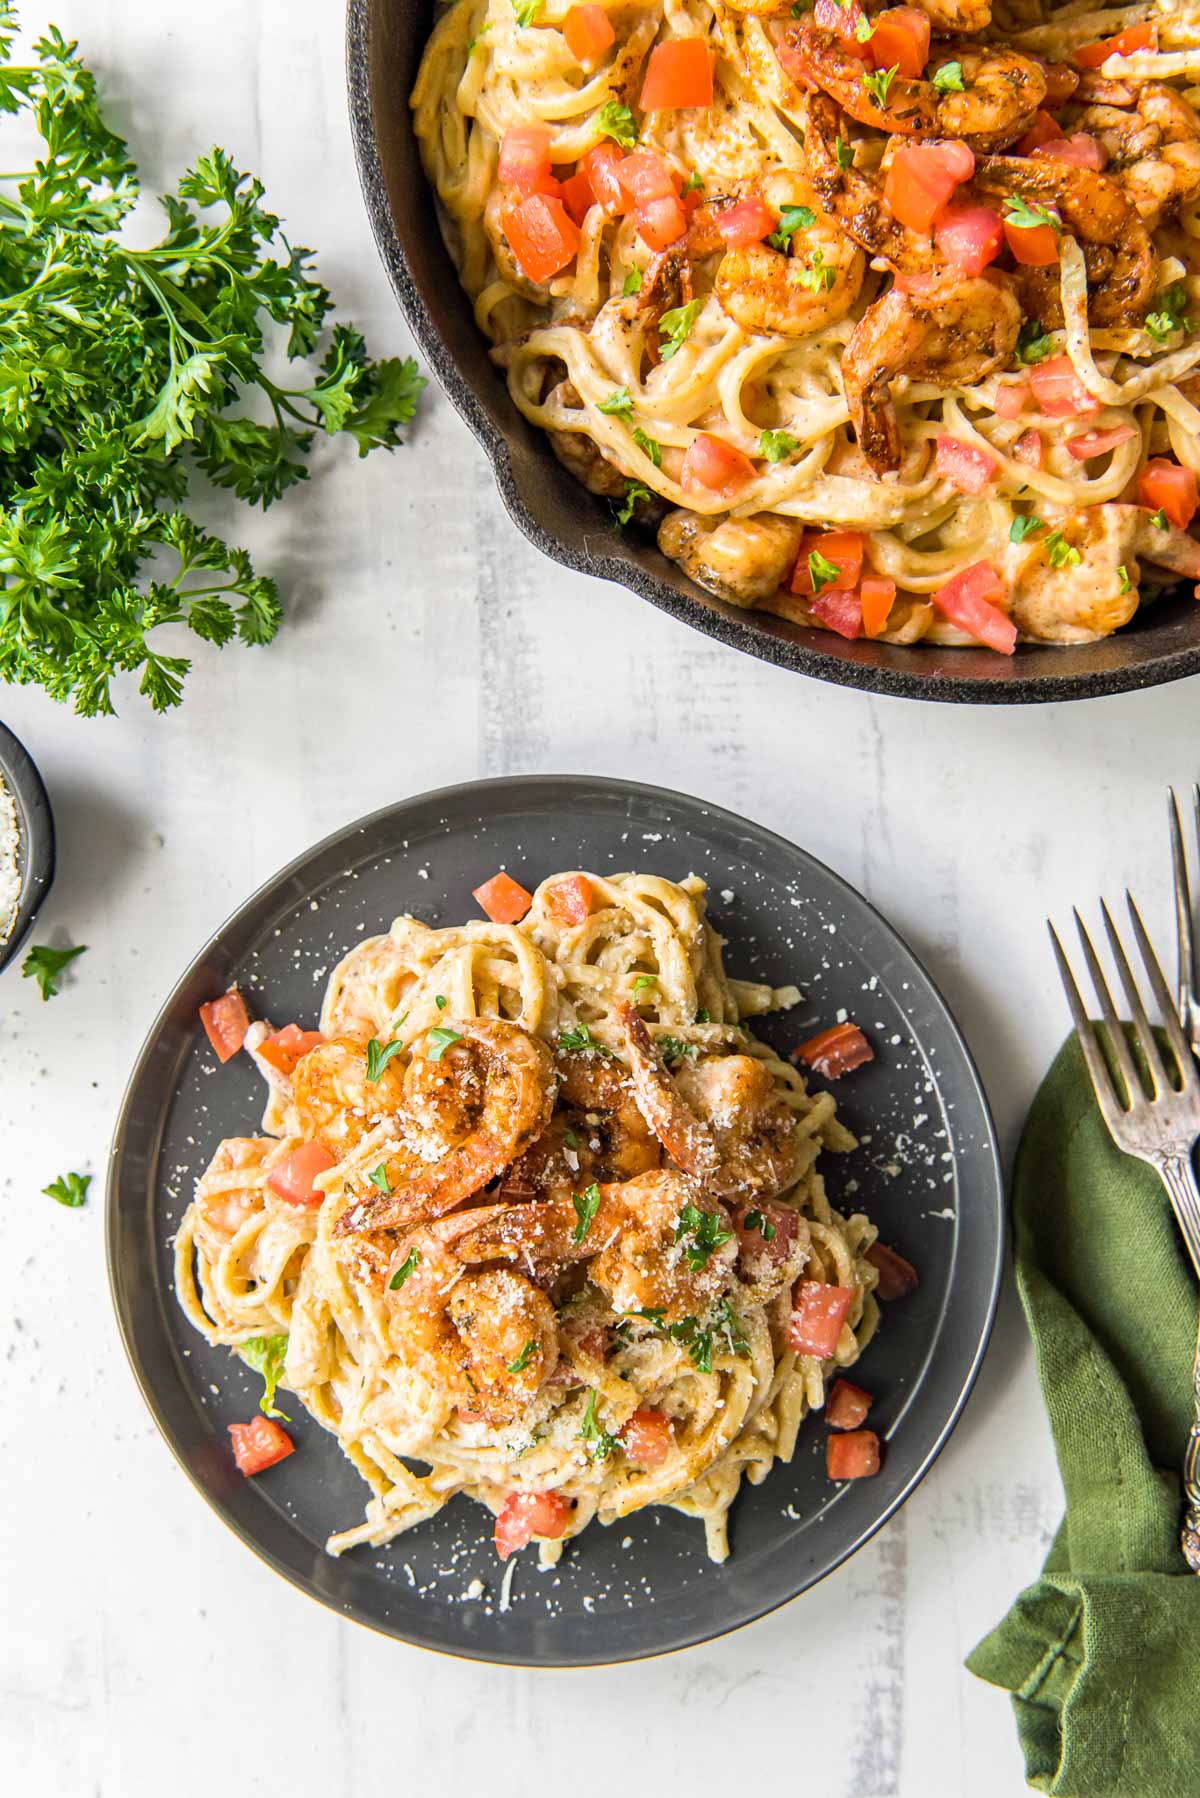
[1170,785,1200,1041]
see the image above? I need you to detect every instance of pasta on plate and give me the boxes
[176,870,888,1565]
[412,0,1200,652]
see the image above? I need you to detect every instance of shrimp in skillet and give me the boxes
[332,1019,555,1237]
[657,510,805,607]
[497,1047,660,1203]
[1072,85,1200,229]
[802,93,951,276]
[841,277,1021,474]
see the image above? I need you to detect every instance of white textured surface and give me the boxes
[1,3,1195,1793]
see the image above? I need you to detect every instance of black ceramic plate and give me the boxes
[0,719,56,976]
[346,0,1200,705]
[108,775,1003,1664]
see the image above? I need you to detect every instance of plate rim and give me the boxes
[106,772,1006,1665]
[0,718,56,976]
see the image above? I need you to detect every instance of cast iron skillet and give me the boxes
[0,720,55,976]
[345,0,1200,706]
[108,774,1004,1665]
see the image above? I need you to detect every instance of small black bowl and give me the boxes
[0,720,55,975]
[346,0,1200,705]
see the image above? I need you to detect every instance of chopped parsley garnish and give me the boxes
[389,1250,420,1291]
[427,1025,464,1061]
[797,249,836,293]
[768,204,816,252]
[1009,514,1044,544]
[658,1035,700,1065]
[579,1389,619,1459]
[558,1021,605,1053]
[835,136,853,171]
[759,428,800,462]
[599,386,633,416]
[617,479,653,525]
[632,426,662,468]
[931,61,965,93]
[674,1202,733,1270]
[563,1128,580,1149]
[1118,564,1133,595]
[659,299,702,361]
[861,65,899,110]
[682,171,705,196]
[365,1035,405,1081]
[1044,530,1082,569]
[21,942,87,1000]
[695,1007,711,1023]
[507,1339,538,1374]
[1151,508,1169,530]
[633,973,658,993]
[596,100,638,149]
[572,1182,602,1243]
[513,0,543,25]
[807,548,842,595]
[435,993,448,1010]
[241,1333,290,1419]
[744,1209,777,1241]
[44,1170,90,1208]
[369,1162,391,1195]
[1015,319,1054,365]
[1004,195,1061,234]
[623,267,643,297]
[635,1301,750,1373]
[1145,284,1192,342]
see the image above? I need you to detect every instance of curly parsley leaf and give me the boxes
[632,426,662,468]
[427,1025,464,1061]
[616,479,653,525]
[622,267,643,297]
[599,386,633,416]
[861,65,899,109]
[807,549,842,595]
[768,204,815,252]
[579,1389,619,1459]
[759,429,800,462]
[1044,530,1082,569]
[572,1182,602,1244]
[0,22,424,716]
[369,1162,391,1195]
[596,100,637,149]
[240,1333,290,1420]
[365,1036,406,1082]
[797,248,836,293]
[931,61,965,93]
[507,1339,538,1374]
[658,1034,700,1065]
[389,1250,420,1291]
[659,299,702,361]
[1004,194,1061,234]
[21,941,87,999]
[1015,319,1054,365]
[674,1202,733,1270]
[44,1170,90,1208]
[1145,283,1192,343]
[1009,514,1044,544]
[834,136,853,172]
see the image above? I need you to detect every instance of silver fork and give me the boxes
[1170,785,1200,1055]
[1049,895,1200,1572]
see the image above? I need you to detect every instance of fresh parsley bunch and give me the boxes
[0,10,425,715]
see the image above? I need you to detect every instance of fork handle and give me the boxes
[1160,1155,1200,1281]
[1157,1154,1200,1569]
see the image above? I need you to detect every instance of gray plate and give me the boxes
[108,775,1004,1665]
[0,719,55,976]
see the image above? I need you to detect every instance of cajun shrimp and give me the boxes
[657,509,805,606]
[193,1137,273,1263]
[544,382,631,501]
[385,1210,559,1423]
[332,1019,555,1237]
[781,28,1046,152]
[498,1047,660,1203]
[1072,85,1200,228]
[450,1169,738,1325]
[618,1004,807,1205]
[1006,506,1141,644]
[802,93,949,275]
[973,156,1158,326]
[715,171,864,337]
[292,1025,408,1158]
[841,277,1021,474]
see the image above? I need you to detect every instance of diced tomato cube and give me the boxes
[1032,133,1105,171]
[933,204,1004,276]
[884,141,974,233]
[1029,355,1099,417]
[993,380,1031,419]
[794,1021,874,1078]
[866,1240,920,1300]
[810,588,863,640]
[930,560,1016,654]
[826,1378,873,1430]
[563,4,615,65]
[1015,109,1064,156]
[559,170,596,226]
[716,196,778,248]
[1074,22,1155,68]
[1139,460,1199,530]
[543,874,592,927]
[620,1409,674,1468]
[199,987,251,1063]
[788,1281,856,1358]
[827,1429,881,1480]
[790,529,865,595]
[639,37,713,111]
[504,193,580,284]
[637,192,688,249]
[473,871,534,923]
[267,1142,336,1208]
[1066,425,1137,461]
[936,434,999,494]
[494,1490,573,1559]
[1004,218,1060,267]
[868,7,931,80]
[257,1023,325,1078]
[1013,429,1044,469]
[615,150,676,203]
[860,574,897,638]
[499,125,556,196]
[582,142,629,213]
[229,1415,294,1476]
[681,431,756,497]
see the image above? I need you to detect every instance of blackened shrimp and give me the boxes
[497,1048,660,1202]
[802,94,945,275]
[1073,85,1200,228]
[841,277,1021,474]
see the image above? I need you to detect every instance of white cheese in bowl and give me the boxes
[0,770,20,948]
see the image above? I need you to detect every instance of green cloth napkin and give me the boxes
[966,1036,1200,1796]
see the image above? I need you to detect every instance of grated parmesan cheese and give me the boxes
[0,771,20,948]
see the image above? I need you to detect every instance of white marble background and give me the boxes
[1,2,1194,1792]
